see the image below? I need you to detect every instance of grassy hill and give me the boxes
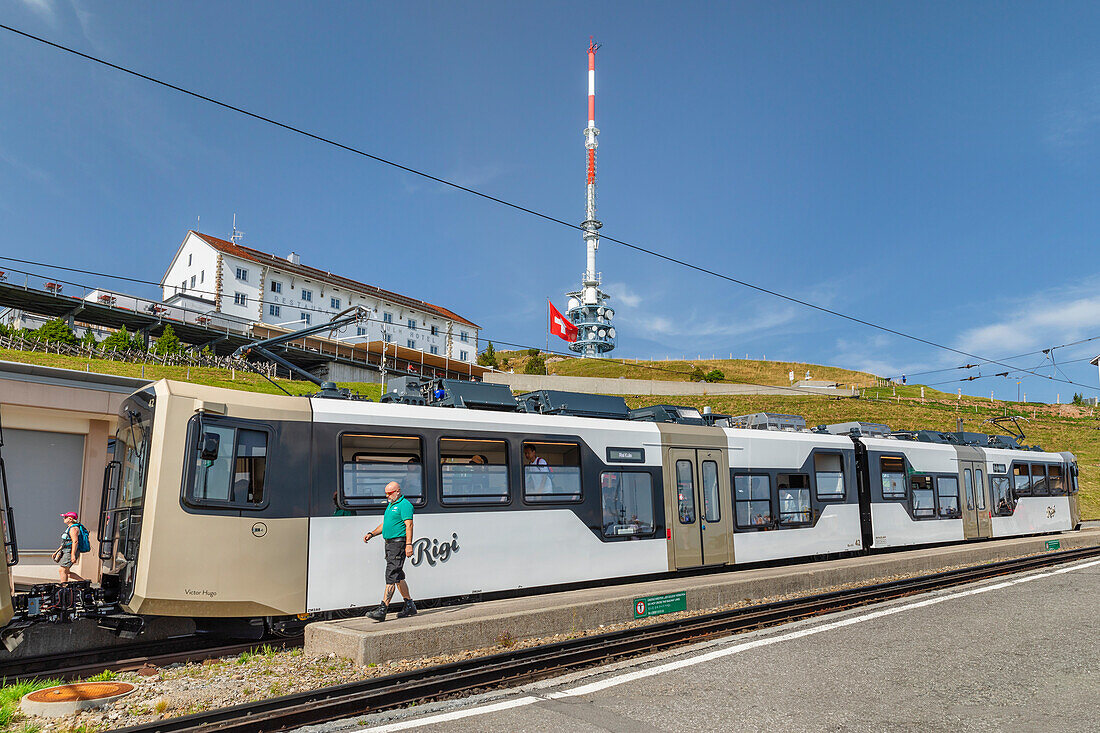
[0,348,383,400]
[496,350,880,388]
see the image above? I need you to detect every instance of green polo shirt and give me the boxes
[382,496,414,540]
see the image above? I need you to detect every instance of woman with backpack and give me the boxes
[55,511,89,582]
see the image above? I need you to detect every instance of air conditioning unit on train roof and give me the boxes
[727,413,807,431]
[382,377,519,411]
[816,421,892,438]
[628,405,706,426]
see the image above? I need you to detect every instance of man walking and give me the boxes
[363,481,417,621]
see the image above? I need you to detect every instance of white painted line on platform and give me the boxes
[360,558,1100,732]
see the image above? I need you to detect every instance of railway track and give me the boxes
[0,636,302,683]
[112,545,1100,733]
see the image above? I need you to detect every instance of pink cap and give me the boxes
[60,512,78,519]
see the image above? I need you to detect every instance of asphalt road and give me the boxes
[330,556,1100,733]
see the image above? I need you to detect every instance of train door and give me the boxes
[957,447,991,539]
[1061,454,1081,528]
[665,448,731,569]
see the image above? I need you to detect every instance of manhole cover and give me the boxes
[22,682,135,717]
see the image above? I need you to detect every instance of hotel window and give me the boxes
[200,270,204,283]
[383,333,392,343]
[460,331,469,343]
[235,267,248,282]
[301,289,312,302]
[188,254,192,266]
[430,345,439,355]
[430,325,439,336]
[270,281,282,294]
[407,339,416,349]
[190,275,196,288]
[269,305,280,317]
[181,281,187,292]
[356,326,366,336]
[408,319,416,330]
[460,350,468,361]
[331,297,341,309]
[234,292,247,306]
[383,312,393,324]
[301,312,311,325]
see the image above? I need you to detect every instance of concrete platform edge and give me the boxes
[305,530,1098,666]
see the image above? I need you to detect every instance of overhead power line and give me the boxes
[0,259,845,397]
[0,23,1096,393]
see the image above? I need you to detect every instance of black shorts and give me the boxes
[384,538,407,584]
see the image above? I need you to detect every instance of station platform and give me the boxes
[305,528,1100,666]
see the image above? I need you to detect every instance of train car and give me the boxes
[78,378,1080,635]
[859,432,1077,550]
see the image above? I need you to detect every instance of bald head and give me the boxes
[384,481,402,502]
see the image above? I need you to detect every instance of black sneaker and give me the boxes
[367,605,387,622]
[396,600,418,618]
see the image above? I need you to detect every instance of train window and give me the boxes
[440,438,509,504]
[881,457,906,499]
[523,441,581,502]
[675,460,696,524]
[1048,465,1064,495]
[777,474,811,526]
[937,476,960,518]
[701,461,721,522]
[340,434,424,507]
[1071,465,1079,494]
[187,424,267,508]
[1013,464,1030,497]
[600,472,655,538]
[991,475,1013,515]
[814,454,845,500]
[1030,464,1048,496]
[910,476,935,517]
[963,469,975,511]
[993,463,1007,474]
[975,469,986,510]
[734,475,772,529]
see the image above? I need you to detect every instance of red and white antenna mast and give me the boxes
[567,38,615,357]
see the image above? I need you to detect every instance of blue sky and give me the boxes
[2,1,1100,402]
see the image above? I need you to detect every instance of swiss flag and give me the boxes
[549,300,578,342]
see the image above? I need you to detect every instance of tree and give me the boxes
[523,352,547,375]
[690,365,706,382]
[476,341,499,368]
[152,324,183,356]
[704,368,726,383]
[35,319,78,345]
[80,329,99,350]
[101,326,135,352]
[1073,393,1084,406]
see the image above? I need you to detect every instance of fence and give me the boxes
[0,333,278,378]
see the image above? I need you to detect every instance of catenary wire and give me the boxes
[3,251,1096,394]
[887,333,1100,381]
[0,261,848,398]
[1,23,1095,393]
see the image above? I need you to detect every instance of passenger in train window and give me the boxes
[523,444,550,493]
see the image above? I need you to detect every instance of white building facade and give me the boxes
[161,231,480,362]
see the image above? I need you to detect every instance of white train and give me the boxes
[0,378,1082,639]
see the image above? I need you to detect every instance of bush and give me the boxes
[690,366,706,381]
[152,324,183,356]
[80,329,100,349]
[523,353,547,375]
[101,326,136,352]
[704,368,725,383]
[476,341,498,368]
[1073,393,1083,406]
[35,318,78,345]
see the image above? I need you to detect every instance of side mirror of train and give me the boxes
[200,432,221,461]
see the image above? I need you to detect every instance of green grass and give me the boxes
[0,348,382,400]
[0,678,61,732]
[85,669,118,682]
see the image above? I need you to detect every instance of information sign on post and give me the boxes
[1046,539,1061,551]
[633,591,687,619]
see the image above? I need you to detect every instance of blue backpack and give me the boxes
[73,523,91,553]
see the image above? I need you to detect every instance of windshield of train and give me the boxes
[102,391,153,591]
